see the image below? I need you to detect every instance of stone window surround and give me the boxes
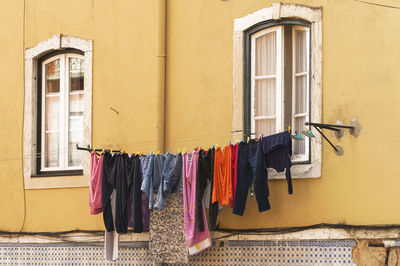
[232,3,322,179]
[23,34,92,189]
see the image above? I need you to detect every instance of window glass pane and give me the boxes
[69,93,84,114]
[68,57,84,167]
[255,31,276,76]
[45,96,59,131]
[295,30,307,73]
[45,132,59,167]
[44,59,60,169]
[45,60,60,93]
[256,119,276,136]
[294,116,306,155]
[295,75,307,114]
[69,116,83,130]
[255,79,276,117]
[69,57,84,92]
[68,129,83,167]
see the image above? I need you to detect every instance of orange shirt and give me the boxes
[212,146,232,206]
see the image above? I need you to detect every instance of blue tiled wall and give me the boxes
[0,240,356,265]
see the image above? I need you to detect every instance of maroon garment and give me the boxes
[230,144,238,208]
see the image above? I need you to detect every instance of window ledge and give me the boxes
[268,161,321,180]
[24,174,89,190]
[32,170,83,178]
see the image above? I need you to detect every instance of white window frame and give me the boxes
[250,24,311,162]
[232,3,322,179]
[23,34,92,189]
[250,26,283,137]
[291,25,310,162]
[40,53,84,172]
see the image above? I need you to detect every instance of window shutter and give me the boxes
[292,26,310,158]
[251,26,282,137]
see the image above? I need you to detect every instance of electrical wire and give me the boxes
[354,0,400,9]
[0,130,250,163]
[4,223,400,243]
[19,0,27,233]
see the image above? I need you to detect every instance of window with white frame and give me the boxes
[38,52,85,173]
[249,23,310,162]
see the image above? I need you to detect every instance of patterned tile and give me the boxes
[0,240,358,265]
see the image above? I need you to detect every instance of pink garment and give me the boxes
[89,152,104,214]
[230,144,238,208]
[183,151,211,255]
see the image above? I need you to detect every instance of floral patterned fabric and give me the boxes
[149,184,189,264]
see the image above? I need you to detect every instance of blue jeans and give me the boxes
[154,153,182,210]
[140,154,155,210]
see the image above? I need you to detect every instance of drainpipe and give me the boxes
[152,2,166,263]
[155,0,166,153]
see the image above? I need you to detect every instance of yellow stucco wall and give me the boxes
[1,0,400,232]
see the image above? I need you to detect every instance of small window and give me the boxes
[249,23,310,163]
[37,51,85,174]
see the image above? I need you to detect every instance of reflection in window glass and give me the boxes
[68,57,84,167]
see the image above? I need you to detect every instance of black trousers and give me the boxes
[102,152,117,232]
[208,148,219,230]
[129,155,144,233]
[196,149,211,232]
[233,141,270,216]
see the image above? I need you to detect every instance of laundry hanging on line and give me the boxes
[85,130,294,263]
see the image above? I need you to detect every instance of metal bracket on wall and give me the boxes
[76,144,121,153]
[305,121,358,156]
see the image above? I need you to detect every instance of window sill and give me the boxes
[24,174,89,190]
[32,170,83,178]
[268,161,321,180]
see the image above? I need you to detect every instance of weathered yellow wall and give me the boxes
[1,0,400,232]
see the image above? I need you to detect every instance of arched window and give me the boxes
[38,50,85,173]
[24,34,92,188]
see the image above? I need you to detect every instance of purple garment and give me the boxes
[183,151,211,255]
[128,190,150,231]
[261,131,293,194]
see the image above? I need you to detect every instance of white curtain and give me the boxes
[254,31,277,137]
[45,60,60,168]
[293,30,308,156]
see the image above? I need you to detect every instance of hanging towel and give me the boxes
[183,151,211,255]
[89,152,103,214]
[104,189,119,261]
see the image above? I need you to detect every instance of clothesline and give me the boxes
[87,130,294,263]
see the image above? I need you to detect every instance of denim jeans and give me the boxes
[154,153,182,211]
[140,154,155,210]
